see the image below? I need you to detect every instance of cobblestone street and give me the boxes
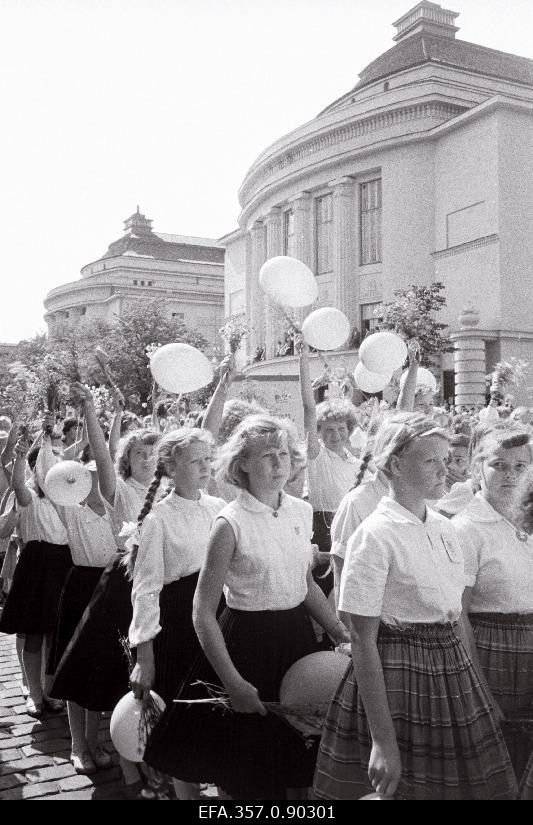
[0,633,126,800]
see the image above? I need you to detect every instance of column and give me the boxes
[330,177,356,318]
[248,220,265,355]
[450,307,487,408]
[288,192,313,327]
[264,208,283,359]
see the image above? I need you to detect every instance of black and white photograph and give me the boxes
[1,0,533,805]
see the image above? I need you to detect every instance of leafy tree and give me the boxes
[375,282,452,367]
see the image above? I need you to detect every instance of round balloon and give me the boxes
[302,307,351,351]
[44,461,92,507]
[399,366,437,394]
[280,651,349,735]
[354,362,392,394]
[110,691,166,763]
[150,343,214,395]
[359,332,407,375]
[259,256,318,308]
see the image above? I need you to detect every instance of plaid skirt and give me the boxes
[471,613,533,797]
[313,623,517,800]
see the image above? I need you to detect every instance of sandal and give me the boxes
[89,745,112,770]
[43,696,65,713]
[25,697,44,718]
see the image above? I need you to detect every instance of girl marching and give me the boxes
[313,412,517,800]
[144,414,348,799]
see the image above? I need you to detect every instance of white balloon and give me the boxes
[354,362,392,393]
[110,691,166,763]
[259,256,318,308]
[359,332,407,375]
[150,343,214,395]
[399,366,437,394]
[302,307,351,351]
[44,461,92,507]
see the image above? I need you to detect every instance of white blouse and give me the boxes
[330,471,388,560]
[105,475,168,551]
[340,497,465,625]
[129,490,226,646]
[62,505,117,567]
[221,490,314,611]
[19,488,68,546]
[306,444,361,512]
[453,493,533,614]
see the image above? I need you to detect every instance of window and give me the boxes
[133,280,138,286]
[360,179,382,265]
[80,307,86,316]
[65,311,69,319]
[172,312,184,320]
[141,280,145,286]
[283,209,295,257]
[315,194,333,274]
[360,302,381,336]
[148,281,153,286]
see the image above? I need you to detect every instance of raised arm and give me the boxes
[62,418,89,461]
[396,340,419,412]
[193,518,266,715]
[12,439,32,508]
[108,387,125,462]
[71,382,116,506]
[1,419,19,484]
[297,338,320,460]
[201,354,237,443]
[346,614,401,798]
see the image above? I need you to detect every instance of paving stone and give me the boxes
[0,780,60,800]
[0,695,22,708]
[38,789,95,800]
[0,755,55,776]
[0,747,23,762]
[0,772,27,791]
[22,738,72,757]
[0,688,26,699]
[57,774,95,792]
[26,763,75,783]
[0,734,33,748]
[0,714,36,726]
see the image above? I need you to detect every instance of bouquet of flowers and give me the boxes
[219,316,252,354]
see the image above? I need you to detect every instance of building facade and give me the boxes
[44,209,225,353]
[224,1,533,415]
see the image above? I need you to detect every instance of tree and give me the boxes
[375,282,452,367]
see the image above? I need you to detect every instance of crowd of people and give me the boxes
[0,343,533,801]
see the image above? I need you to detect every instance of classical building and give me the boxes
[44,208,225,353]
[224,1,533,417]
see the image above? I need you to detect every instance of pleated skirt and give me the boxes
[50,555,132,711]
[313,622,518,800]
[47,565,105,676]
[145,602,320,800]
[0,541,72,635]
[470,612,533,797]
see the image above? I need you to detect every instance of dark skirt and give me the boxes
[152,572,201,704]
[313,622,518,800]
[0,541,72,635]
[47,566,105,676]
[312,511,334,597]
[470,612,533,794]
[144,602,320,799]
[50,555,132,711]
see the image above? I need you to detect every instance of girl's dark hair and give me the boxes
[515,465,533,535]
[27,446,45,498]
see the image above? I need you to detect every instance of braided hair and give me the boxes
[124,427,213,578]
[349,412,383,491]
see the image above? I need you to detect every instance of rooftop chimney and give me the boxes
[123,206,154,236]
[393,2,459,43]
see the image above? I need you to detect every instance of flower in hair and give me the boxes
[118,521,140,553]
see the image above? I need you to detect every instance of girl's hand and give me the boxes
[227,680,267,715]
[70,382,94,406]
[407,339,421,365]
[294,333,308,356]
[111,386,126,411]
[220,354,237,386]
[368,739,401,799]
[14,437,29,458]
[42,410,55,433]
[130,661,155,703]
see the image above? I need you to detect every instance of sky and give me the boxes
[1,0,532,343]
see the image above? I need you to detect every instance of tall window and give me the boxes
[360,179,382,265]
[360,302,381,336]
[315,194,333,274]
[283,209,295,257]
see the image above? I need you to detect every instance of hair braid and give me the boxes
[122,461,165,579]
[350,450,372,491]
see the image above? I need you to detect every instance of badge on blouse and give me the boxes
[294,526,301,536]
[442,537,462,563]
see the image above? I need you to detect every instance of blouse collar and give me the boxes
[237,489,288,514]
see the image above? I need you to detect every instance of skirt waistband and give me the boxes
[379,621,458,641]
[470,612,533,626]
